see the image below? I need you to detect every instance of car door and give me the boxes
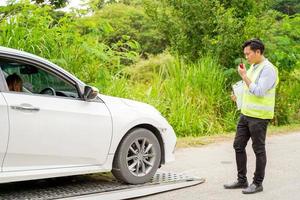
[0,70,9,171]
[0,58,113,172]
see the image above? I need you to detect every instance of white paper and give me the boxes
[232,80,243,110]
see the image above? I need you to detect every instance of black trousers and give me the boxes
[233,114,270,186]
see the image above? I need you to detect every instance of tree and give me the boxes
[88,0,142,10]
[144,0,246,66]
[219,0,274,18]
[33,0,69,8]
[88,0,105,10]
[272,0,300,15]
[83,3,167,56]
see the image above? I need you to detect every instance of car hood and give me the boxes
[99,94,161,116]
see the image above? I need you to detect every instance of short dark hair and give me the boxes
[6,73,23,91]
[242,38,265,54]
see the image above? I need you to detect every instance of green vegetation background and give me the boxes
[0,0,299,136]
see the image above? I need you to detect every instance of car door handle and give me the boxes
[11,104,40,112]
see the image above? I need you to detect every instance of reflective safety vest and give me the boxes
[241,60,279,119]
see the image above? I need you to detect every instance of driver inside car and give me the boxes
[6,73,23,92]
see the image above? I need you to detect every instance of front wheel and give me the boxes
[112,128,161,184]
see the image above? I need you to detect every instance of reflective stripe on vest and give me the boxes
[241,60,279,119]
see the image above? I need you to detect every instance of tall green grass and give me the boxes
[106,53,300,136]
[104,55,238,136]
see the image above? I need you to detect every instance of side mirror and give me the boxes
[83,85,99,101]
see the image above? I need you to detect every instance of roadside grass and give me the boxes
[176,123,300,149]
[108,55,238,136]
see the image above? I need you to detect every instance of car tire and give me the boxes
[112,128,161,184]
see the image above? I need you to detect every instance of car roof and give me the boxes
[0,46,84,86]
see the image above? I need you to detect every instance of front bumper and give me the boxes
[160,124,177,163]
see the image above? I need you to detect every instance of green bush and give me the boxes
[0,2,138,85]
[272,0,300,15]
[275,70,300,125]
[143,0,272,67]
[82,3,167,56]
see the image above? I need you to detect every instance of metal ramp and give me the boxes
[0,171,205,200]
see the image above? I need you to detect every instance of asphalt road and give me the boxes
[139,131,300,200]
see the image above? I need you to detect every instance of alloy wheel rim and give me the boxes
[126,138,156,177]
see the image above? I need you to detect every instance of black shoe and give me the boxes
[242,183,263,194]
[224,181,249,189]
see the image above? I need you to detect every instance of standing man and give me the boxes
[224,38,279,194]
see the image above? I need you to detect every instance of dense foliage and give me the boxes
[0,0,299,136]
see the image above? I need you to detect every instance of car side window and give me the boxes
[0,59,79,99]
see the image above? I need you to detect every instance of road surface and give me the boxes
[139,131,300,200]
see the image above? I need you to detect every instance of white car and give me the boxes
[0,46,176,184]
